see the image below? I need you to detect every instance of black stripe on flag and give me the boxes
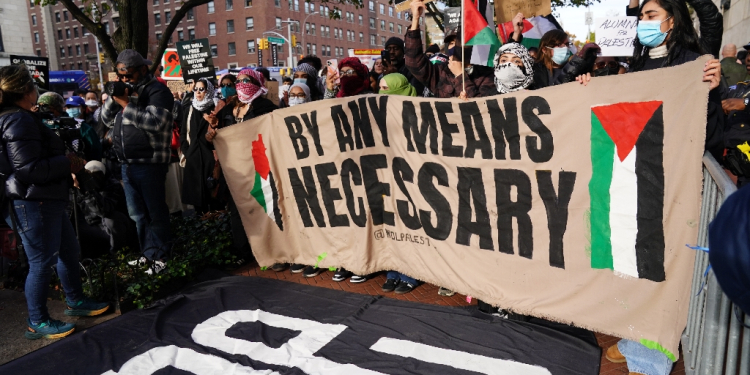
[635,104,665,282]
[269,171,284,231]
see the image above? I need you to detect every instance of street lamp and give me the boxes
[301,11,319,56]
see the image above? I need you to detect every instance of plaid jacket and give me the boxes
[404,29,497,99]
[101,78,173,164]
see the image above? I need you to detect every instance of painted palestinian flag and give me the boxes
[250,134,283,230]
[499,16,558,49]
[463,0,501,67]
[589,101,665,282]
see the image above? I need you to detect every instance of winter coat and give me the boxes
[0,107,71,202]
[404,29,496,98]
[101,77,174,164]
[180,103,216,208]
[529,55,594,90]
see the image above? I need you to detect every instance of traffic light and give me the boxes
[99,53,105,63]
[291,35,297,46]
[259,38,269,50]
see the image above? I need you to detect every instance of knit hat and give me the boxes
[426,44,440,54]
[384,37,405,50]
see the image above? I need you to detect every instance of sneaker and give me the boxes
[394,282,416,294]
[492,309,510,319]
[25,318,75,340]
[350,274,367,283]
[290,264,306,274]
[382,278,399,292]
[271,263,289,272]
[438,287,455,297]
[127,257,147,266]
[65,297,109,317]
[144,260,166,275]
[332,268,353,282]
[303,266,322,278]
[605,344,627,363]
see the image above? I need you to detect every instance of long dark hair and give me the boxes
[630,0,702,71]
[536,30,569,72]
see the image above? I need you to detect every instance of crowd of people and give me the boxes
[0,0,748,373]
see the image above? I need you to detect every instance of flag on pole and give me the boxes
[589,101,665,282]
[498,16,558,49]
[463,0,501,67]
[250,134,284,231]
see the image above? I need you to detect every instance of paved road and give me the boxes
[0,289,118,366]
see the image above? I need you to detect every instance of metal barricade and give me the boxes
[681,152,749,375]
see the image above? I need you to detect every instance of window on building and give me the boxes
[208,23,216,35]
[226,20,234,33]
[326,45,331,56]
[319,5,324,15]
[165,11,171,23]
[154,13,161,25]
[187,8,194,20]
[312,44,316,55]
[55,12,60,22]
[189,29,195,40]
[68,46,72,56]
[60,47,65,57]
[370,34,375,46]
[245,0,251,7]
[369,1,374,12]
[397,11,402,20]
[164,0,169,4]
[326,26,330,37]
[34,32,39,43]
[31,15,37,26]
[380,4,384,14]
[57,30,63,40]
[36,49,41,57]
[306,43,311,54]
[104,22,109,33]
[73,27,79,38]
[76,45,81,55]
[246,17,254,30]
[398,25,402,34]
[359,32,363,43]
[380,20,385,30]
[84,43,89,53]
[156,32,162,41]
[389,22,393,32]
[287,0,292,10]
[389,6,394,17]
[380,36,386,46]
[61,63,66,70]
[369,18,375,29]
[78,62,83,70]
[226,0,233,11]
[276,17,282,29]
[178,30,184,41]
[29,0,34,7]
[66,29,71,38]
[247,40,255,53]
[210,44,218,57]
[207,1,214,13]
[153,0,159,5]
[113,17,120,28]
[275,0,280,7]
[63,10,68,21]
[294,0,299,11]
[359,15,363,25]
[310,23,315,35]
[82,26,88,35]
[228,42,236,55]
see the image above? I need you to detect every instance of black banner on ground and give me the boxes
[10,55,50,90]
[3,277,601,375]
[176,38,215,82]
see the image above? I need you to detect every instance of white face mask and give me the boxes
[85,99,99,107]
[288,97,307,107]
[494,62,527,93]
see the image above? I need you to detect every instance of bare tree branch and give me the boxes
[56,0,119,64]
[150,0,213,73]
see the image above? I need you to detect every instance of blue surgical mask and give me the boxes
[637,17,672,48]
[551,47,570,65]
[220,86,236,99]
[66,108,81,118]
[294,78,307,85]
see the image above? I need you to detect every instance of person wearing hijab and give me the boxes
[180,78,218,214]
[205,68,278,265]
[287,83,311,106]
[324,57,373,99]
[292,63,323,101]
[493,42,535,94]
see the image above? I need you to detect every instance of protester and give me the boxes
[385,33,429,97]
[368,71,380,93]
[64,95,102,161]
[425,44,440,59]
[591,57,624,77]
[206,68,277,265]
[101,49,174,275]
[493,42,535,94]
[720,44,747,87]
[287,82,311,106]
[527,46,539,60]
[293,63,323,101]
[530,29,599,89]
[0,65,109,340]
[180,78,219,214]
[720,76,750,186]
[298,55,326,96]
[84,90,100,124]
[218,74,237,103]
[279,76,293,102]
[371,57,384,76]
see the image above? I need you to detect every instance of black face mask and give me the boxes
[594,67,620,77]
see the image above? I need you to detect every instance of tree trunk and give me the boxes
[115,0,150,58]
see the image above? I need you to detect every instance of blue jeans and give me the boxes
[618,339,673,375]
[122,164,171,260]
[4,200,84,324]
[386,271,418,285]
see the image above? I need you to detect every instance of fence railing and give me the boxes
[681,152,749,375]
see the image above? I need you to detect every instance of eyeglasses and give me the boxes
[116,73,134,79]
[239,78,260,86]
[220,83,235,88]
[340,69,357,76]
[289,93,307,98]
[193,87,207,93]
[595,61,620,70]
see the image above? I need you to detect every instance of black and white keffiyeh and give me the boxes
[192,78,215,112]
[493,43,534,94]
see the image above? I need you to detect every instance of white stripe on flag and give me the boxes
[470,44,491,66]
[261,176,276,223]
[609,146,639,278]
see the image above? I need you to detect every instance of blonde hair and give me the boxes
[0,65,35,107]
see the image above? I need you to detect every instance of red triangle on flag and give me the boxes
[592,101,662,162]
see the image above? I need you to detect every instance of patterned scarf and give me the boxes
[236,68,268,104]
[493,43,534,94]
[191,78,215,112]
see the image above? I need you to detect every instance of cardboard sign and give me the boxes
[215,57,714,359]
[266,80,279,106]
[495,0,551,24]
[395,0,434,13]
[10,55,50,90]
[161,48,183,81]
[595,17,638,57]
[176,39,215,82]
[443,7,461,37]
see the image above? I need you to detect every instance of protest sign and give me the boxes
[443,7,461,38]
[214,57,712,359]
[266,80,280,106]
[495,0,551,23]
[595,16,638,56]
[161,48,182,80]
[395,0,434,13]
[10,55,50,90]
[176,39,215,82]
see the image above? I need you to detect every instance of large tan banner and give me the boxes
[214,57,711,359]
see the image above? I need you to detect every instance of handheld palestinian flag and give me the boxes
[250,135,283,231]
[498,16,559,49]
[589,101,665,282]
[463,0,501,67]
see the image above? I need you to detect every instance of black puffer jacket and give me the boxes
[0,107,71,202]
